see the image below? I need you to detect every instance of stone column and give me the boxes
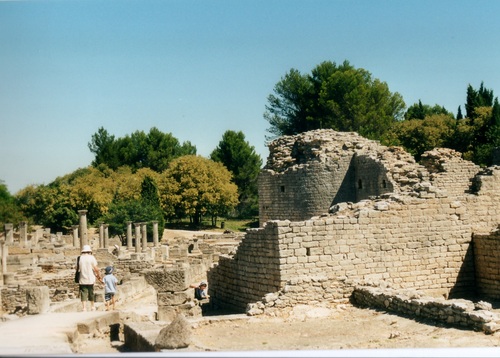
[126,221,133,250]
[33,228,42,246]
[78,210,88,250]
[134,223,141,253]
[152,220,159,247]
[104,224,109,249]
[141,222,148,253]
[19,221,28,247]
[1,240,7,274]
[161,244,169,262]
[99,223,104,249]
[4,224,13,244]
[72,225,79,248]
[191,238,202,255]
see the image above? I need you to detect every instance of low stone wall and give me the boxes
[1,286,28,315]
[351,286,500,334]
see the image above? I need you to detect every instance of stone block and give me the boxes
[7,247,31,255]
[157,291,190,306]
[157,305,178,322]
[26,286,50,315]
[144,268,192,292]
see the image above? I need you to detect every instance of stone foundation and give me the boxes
[351,286,500,334]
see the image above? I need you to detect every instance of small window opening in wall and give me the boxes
[280,185,285,193]
[358,179,363,189]
[306,247,311,256]
[382,180,387,189]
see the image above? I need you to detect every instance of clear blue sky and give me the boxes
[1,0,500,194]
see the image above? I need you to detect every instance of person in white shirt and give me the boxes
[77,245,101,312]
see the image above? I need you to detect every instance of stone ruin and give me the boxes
[207,129,500,333]
[2,128,500,348]
[0,214,242,320]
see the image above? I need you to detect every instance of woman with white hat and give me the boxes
[78,244,101,312]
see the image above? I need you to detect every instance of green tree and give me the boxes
[388,114,456,160]
[264,60,405,140]
[210,130,262,217]
[404,100,453,120]
[158,155,238,226]
[88,127,196,172]
[15,165,162,232]
[462,83,500,166]
[88,127,119,169]
[101,175,165,239]
[465,82,494,121]
[0,181,25,227]
[15,183,76,232]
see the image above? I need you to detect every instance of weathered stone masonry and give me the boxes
[209,129,500,316]
[473,230,500,299]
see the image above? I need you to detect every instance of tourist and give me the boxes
[102,266,118,310]
[78,244,101,312]
[190,281,209,300]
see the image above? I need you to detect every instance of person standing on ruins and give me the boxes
[78,244,101,312]
[190,281,209,300]
[102,265,118,310]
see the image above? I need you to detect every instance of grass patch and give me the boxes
[164,217,259,233]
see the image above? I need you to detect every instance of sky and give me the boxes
[1,0,500,194]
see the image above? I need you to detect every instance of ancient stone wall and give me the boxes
[464,167,500,235]
[259,161,355,223]
[208,225,282,312]
[259,130,430,225]
[210,193,480,312]
[420,148,481,198]
[473,230,500,300]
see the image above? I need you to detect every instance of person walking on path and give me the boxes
[78,244,101,312]
[102,266,118,310]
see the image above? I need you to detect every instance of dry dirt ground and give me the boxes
[77,303,500,354]
[75,230,500,354]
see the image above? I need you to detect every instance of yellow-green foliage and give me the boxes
[389,114,456,159]
[158,155,239,221]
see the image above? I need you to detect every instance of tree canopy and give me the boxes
[0,180,25,227]
[404,100,453,120]
[100,174,165,239]
[384,114,456,161]
[88,127,196,172]
[264,60,406,140]
[158,155,239,226]
[385,83,500,165]
[15,166,162,232]
[210,130,262,217]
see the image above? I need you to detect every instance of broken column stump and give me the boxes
[144,265,201,321]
